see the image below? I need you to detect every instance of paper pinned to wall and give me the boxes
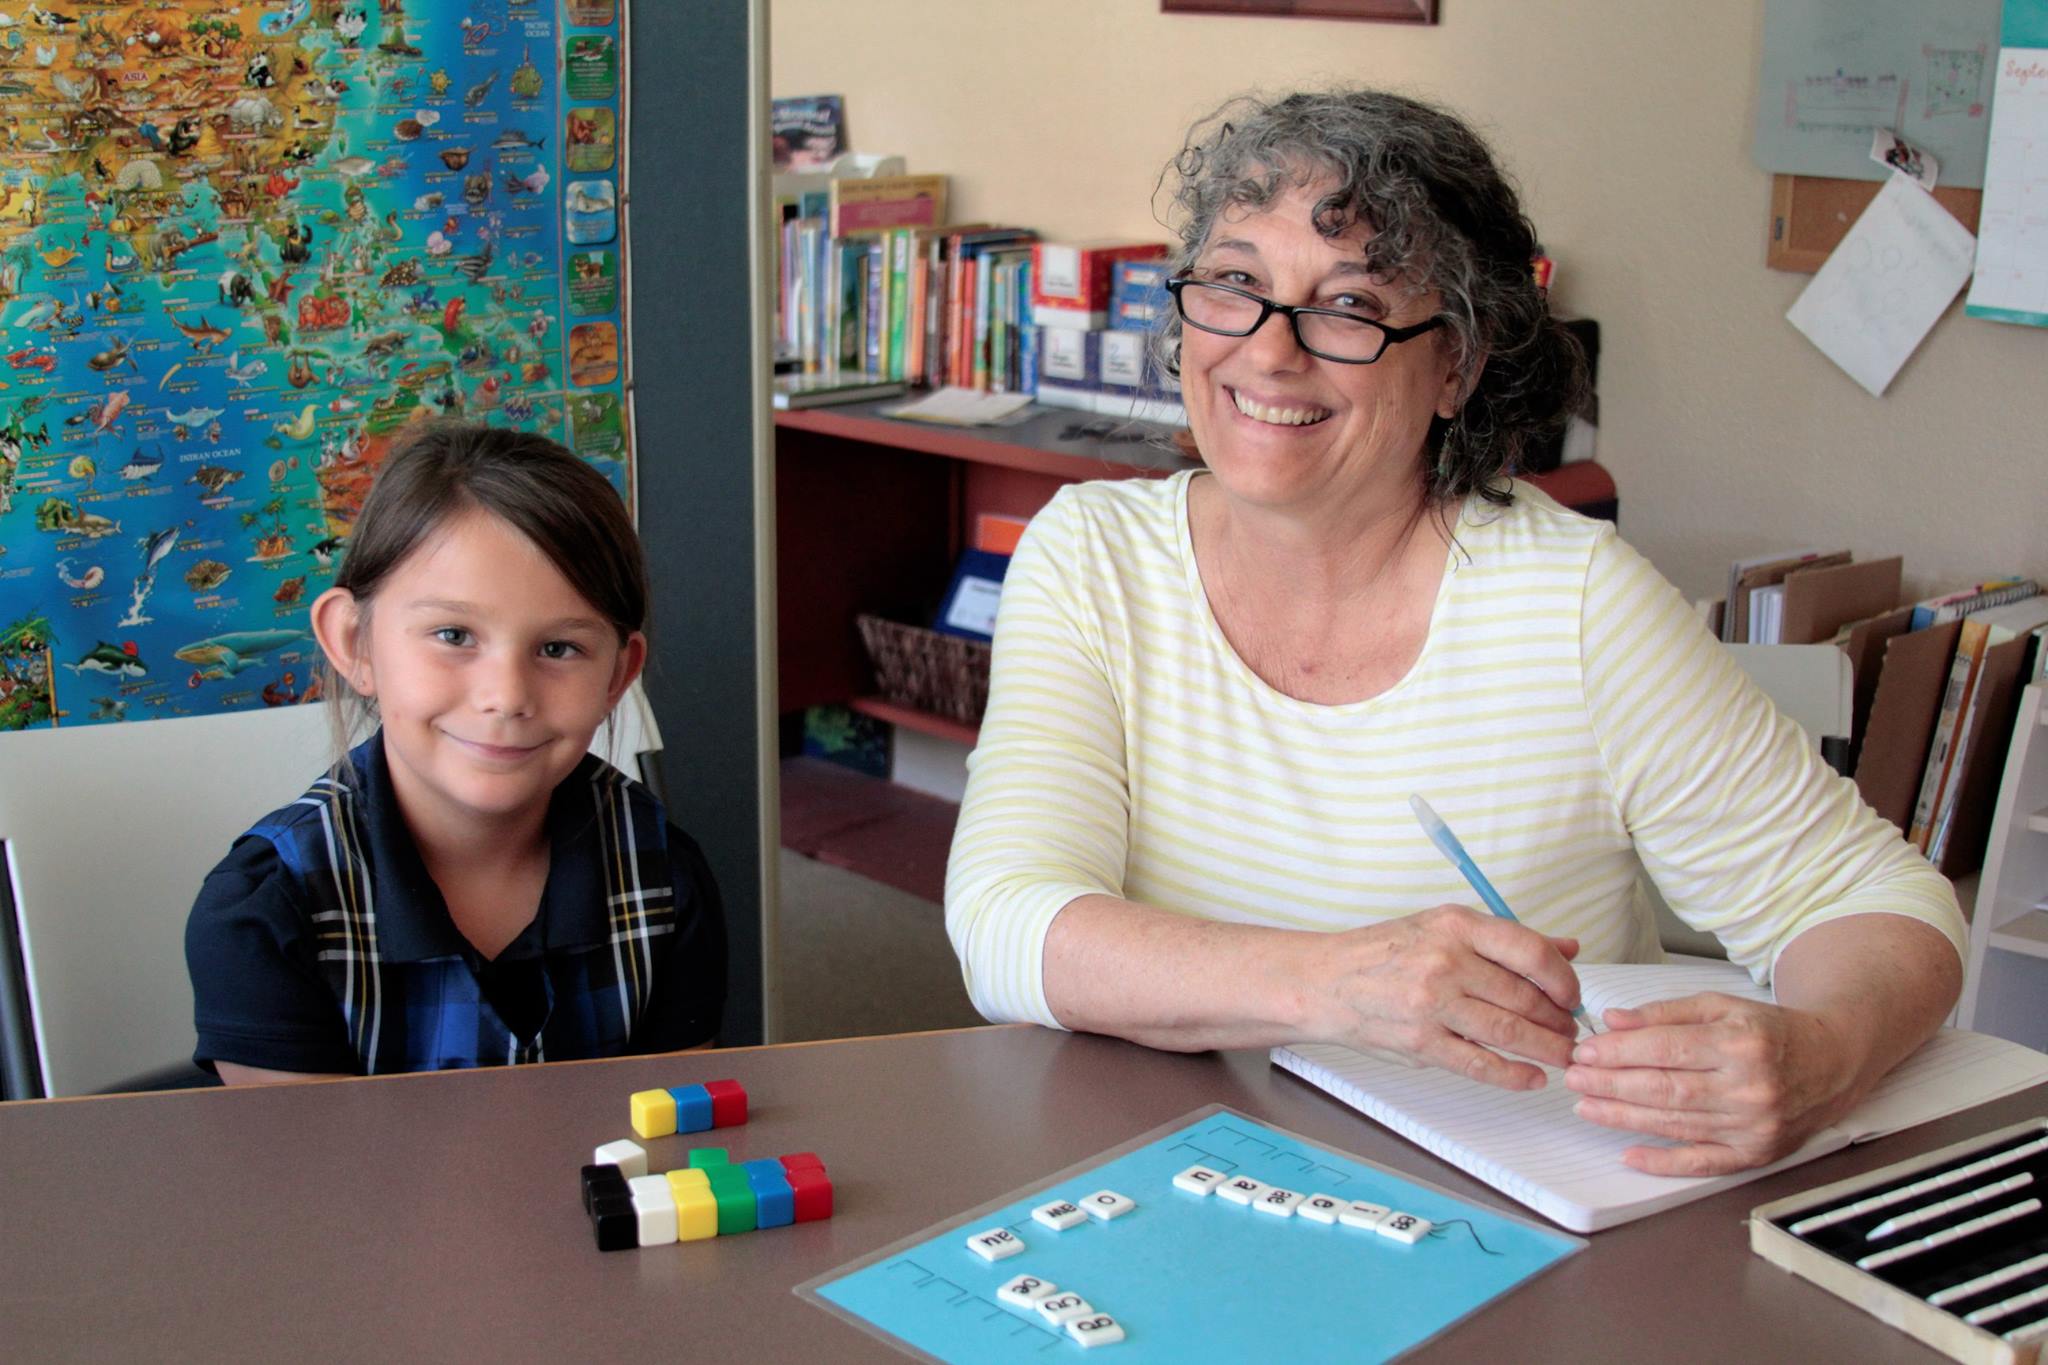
[1966,35,2048,326]
[1786,173,1977,397]
[1755,0,2003,188]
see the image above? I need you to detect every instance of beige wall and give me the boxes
[771,0,2045,602]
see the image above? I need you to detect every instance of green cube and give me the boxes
[706,1164,757,1235]
[688,1147,729,1168]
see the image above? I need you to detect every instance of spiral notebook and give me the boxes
[1273,961,2048,1233]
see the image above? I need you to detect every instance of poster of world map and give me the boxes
[0,0,632,730]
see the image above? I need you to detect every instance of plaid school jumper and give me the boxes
[247,740,677,1074]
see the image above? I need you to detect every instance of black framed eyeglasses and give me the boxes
[1165,277,1444,365]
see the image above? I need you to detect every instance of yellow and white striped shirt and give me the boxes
[945,470,1963,1028]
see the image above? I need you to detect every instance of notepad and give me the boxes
[1273,962,2048,1233]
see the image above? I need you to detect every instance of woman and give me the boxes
[945,90,1962,1177]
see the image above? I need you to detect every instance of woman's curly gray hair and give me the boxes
[1154,89,1586,505]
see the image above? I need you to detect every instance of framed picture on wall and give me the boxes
[1162,0,1438,22]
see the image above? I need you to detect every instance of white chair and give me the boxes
[0,682,662,1098]
[1650,644,1854,959]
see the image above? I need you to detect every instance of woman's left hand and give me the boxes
[1562,992,1869,1176]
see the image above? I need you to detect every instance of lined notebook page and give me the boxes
[1274,963,2048,1233]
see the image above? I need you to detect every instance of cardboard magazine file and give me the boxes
[1840,607,1914,772]
[1779,556,1903,645]
[1730,551,1851,644]
[1854,620,1962,833]
[1932,634,2034,878]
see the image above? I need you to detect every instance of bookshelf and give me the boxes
[773,401,1618,898]
[774,399,1618,738]
[1958,683,2048,1050]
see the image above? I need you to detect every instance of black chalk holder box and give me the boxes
[1750,1118,2048,1364]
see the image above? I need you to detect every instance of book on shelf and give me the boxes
[771,371,908,410]
[932,548,1011,643]
[1908,577,2040,631]
[1272,960,2048,1233]
[1030,240,1169,330]
[1923,594,2048,864]
[829,173,949,238]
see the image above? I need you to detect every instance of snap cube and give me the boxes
[668,1083,714,1133]
[743,1158,795,1228]
[593,1139,647,1179]
[629,1088,678,1140]
[787,1166,834,1222]
[705,1163,757,1235]
[628,1173,678,1246]
[704,1078,748,1127]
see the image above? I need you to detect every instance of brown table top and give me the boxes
[3,1024,2041,1362]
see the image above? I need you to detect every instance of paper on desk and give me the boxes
[1786,172,1977,397]
[881,386,1033,427]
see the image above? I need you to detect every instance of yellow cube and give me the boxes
[673,1182,719,1242]
[630,1088,678,1139]
[666,1166,711,1194]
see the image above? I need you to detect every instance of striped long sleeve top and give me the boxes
[944,471,1964,1029]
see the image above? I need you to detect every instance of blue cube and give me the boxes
[668,1083,714,1134]
[743,1158,795,1228]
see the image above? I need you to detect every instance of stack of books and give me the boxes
[1028,245,1173,421]
[774,169,1063,397]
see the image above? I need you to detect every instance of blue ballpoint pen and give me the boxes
[1408,794,1598,1035]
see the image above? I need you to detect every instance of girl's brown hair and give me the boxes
[322,421,647,757]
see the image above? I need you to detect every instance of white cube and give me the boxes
[1172,1164,1226,1196]
[627,1174,677,1246]
[1216,1176,1268,1206]
[593,1139,648,1179]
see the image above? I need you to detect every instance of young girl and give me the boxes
[185,423,725,1082]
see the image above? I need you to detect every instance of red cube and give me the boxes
[788,1167,834,1222]
[779,1152,824,1174]
[704,1078,748,1128]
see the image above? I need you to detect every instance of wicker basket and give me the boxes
[855,614,992,725]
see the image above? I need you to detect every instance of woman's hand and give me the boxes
[1563,993,1866,1175]
[1308,905,1584,1090]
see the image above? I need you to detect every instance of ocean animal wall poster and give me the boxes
[0,0,632,731]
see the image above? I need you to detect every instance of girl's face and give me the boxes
[313,507,645,833]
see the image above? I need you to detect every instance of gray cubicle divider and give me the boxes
[626,0,771,1044]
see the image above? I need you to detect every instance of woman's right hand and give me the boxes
[1301,906,1584,1089]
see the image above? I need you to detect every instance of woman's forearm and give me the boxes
[1042,895,1319,1051]
[1771,912,1963,1098]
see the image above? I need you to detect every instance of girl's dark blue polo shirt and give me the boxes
[185,731,725,1075]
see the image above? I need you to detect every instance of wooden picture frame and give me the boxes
[1162,0,1438,22]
